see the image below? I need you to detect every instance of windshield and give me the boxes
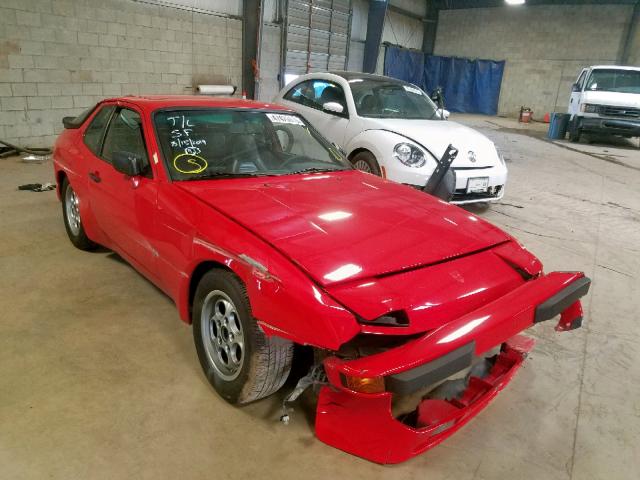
[349,79,440,119]
[154,109,350,181]
[585,69,640,94]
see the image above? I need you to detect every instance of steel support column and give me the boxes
[422,1,439,54]
[620,0,640,64]
[363,0,388,73]
[242,0,262,99]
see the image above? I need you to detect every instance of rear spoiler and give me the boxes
[62,116,81,129]
[62,104,98,129]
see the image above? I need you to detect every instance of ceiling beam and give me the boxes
[435,0,637,9]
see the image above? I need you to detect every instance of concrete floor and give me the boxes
[1,116,639,479]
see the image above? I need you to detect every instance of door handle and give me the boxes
[88,171,101,183]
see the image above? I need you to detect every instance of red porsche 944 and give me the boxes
[53,96,590,464]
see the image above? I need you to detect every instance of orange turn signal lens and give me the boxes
[343,375,385,394]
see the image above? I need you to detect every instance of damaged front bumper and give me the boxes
[315,272,590,464]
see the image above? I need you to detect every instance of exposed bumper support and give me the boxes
[316,272,590,463]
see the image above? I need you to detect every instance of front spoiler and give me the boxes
[315,271,590,463]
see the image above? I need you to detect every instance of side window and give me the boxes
[83,106,115,155]
[284,79,348,116]
[576,70,588,90]
[284,80,316,108]
[102,108,150,176]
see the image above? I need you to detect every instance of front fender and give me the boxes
[345,130,437,186]
[178,215,361,351]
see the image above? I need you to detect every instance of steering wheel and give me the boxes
[273,125,294,153]
[229,148,269,174]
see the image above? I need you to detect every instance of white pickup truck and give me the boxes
[567,65,640,142]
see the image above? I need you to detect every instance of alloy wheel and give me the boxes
[201,290,245,381]
[65,185,81,236]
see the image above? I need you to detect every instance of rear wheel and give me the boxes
[350,150,381,176]
[61,178,97,250]
[193,269,293,404]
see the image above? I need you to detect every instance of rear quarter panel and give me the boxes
[52,119,107,245]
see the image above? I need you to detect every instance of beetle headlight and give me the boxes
[393,143,426,168]
[580,103,599,113]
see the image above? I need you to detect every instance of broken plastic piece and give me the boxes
[555,300,583,332]
[18,183,56,192]
[21,153,51,163]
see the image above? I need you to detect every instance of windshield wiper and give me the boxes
[287,167,343,175]
[179,172,265,181]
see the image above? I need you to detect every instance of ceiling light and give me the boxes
[505,0,525,4]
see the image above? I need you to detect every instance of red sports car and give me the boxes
[53,96,590,464]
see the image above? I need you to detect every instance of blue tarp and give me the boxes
[384,46,505,115]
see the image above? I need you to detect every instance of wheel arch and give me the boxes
[182,259,237,325]
[55,169,68,200]
[347,147,372,161]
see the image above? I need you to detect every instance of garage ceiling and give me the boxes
[435,0,637,9]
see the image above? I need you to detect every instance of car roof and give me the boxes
[328,71,408,83]
[102,95,290,112]
[590,65,640,71]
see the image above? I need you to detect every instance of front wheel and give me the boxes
[193,269,293,404]
[350,151,381,176]
[569,117,582,143]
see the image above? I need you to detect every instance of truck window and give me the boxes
[585,69,640,94]
[576,70,588,90]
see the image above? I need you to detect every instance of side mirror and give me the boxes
[571,83,581,92]
[322,102,344,115]
[112,151,144,177]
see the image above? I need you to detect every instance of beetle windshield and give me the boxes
[154,109,350,181]
[349,79,440,120]
[585,69,640,94]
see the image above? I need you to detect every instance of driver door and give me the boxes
[87,106,159,279]
[569,68,588,116]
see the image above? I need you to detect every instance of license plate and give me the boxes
[467,177,489,193]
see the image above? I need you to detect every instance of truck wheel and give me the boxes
[351,151,381,176]
[193,269,293,404]
[61,178,97,251]
[569,117,582,143]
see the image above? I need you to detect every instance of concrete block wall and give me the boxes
[435,4,634,117]
[0,0,242,147]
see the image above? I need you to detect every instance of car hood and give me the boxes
[178,171,510,286]
[581,90,640,108]
[363,118,500,168]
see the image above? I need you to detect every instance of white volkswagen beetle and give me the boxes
[274,71,507,204]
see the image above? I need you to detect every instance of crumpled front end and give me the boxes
[315,272,590,464]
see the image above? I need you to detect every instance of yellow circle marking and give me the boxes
[173,153,208,174]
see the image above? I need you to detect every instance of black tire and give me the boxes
[350,150,381,176]
[569,117,582,143]
[61,178,97,251]
[193,269,293,404]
